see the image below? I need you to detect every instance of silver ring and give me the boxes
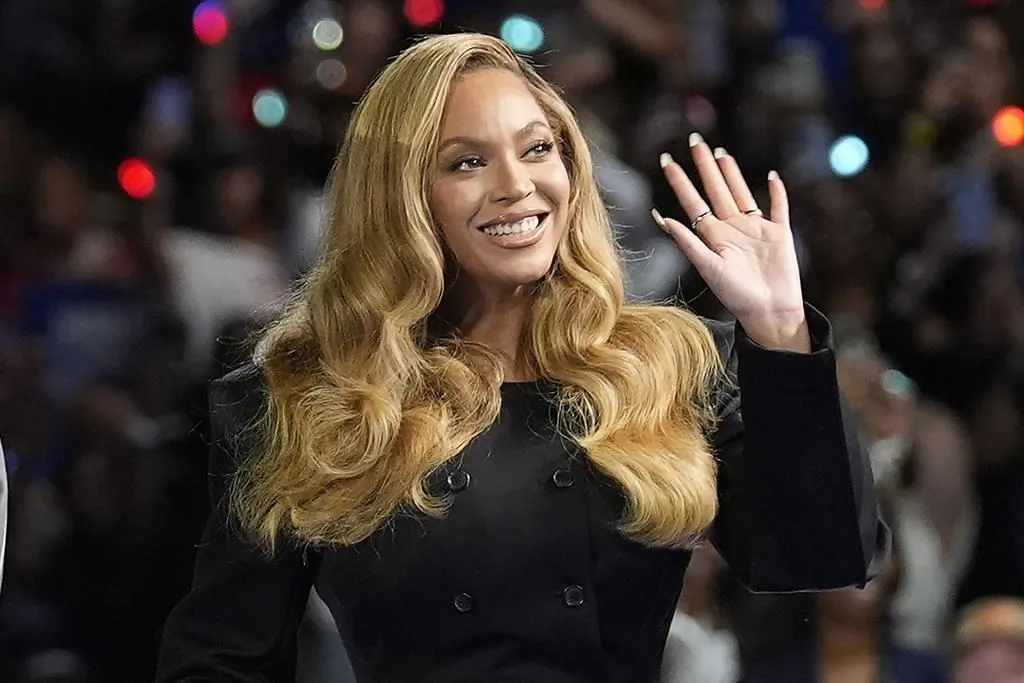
[691,210,713,230]
[743,208,763,216]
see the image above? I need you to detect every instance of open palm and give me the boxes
[654,134,804,327]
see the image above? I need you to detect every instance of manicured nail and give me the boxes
[688,132,703,147]
[768,170,780,181]
[713,147,728,159]
[651,208,667,230]
[659,152,673,168]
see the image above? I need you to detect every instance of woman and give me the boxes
[157,33,884,683]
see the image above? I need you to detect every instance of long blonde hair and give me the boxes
[233,33,724,553]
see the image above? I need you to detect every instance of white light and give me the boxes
[311,18,343,51]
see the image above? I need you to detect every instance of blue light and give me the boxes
[829,135,869,178]
[252,89,288,128]
[500,15,544,54]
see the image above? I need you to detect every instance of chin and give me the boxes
[489,255,556,288]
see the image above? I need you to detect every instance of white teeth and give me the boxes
[482,215,541,237]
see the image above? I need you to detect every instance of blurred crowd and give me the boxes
[1,0,1024,681]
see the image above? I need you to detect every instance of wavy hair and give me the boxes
[232,33,724,553]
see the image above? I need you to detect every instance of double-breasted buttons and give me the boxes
[453,592,474,613]
[551,468,574,488]
[446,470,471,492]
[562,584,585,607]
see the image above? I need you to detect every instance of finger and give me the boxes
[713,147,758,213]
[768,170,790,227]
[660,153,713,225]
[689,133,739,217]
[652,210,722,274]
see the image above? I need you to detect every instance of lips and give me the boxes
[476,212,550,248]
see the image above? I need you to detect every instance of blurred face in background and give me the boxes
[430,68,570,295]
[336,0,400,99]
[854,21,912,105]
[34,157,91,240]
[214,163,264,229]
[956,640,1024,683]
[964,17,1012,118]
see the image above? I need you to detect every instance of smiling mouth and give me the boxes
[478,213,548,237]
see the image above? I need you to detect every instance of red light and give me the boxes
[993,106,1024,147]
[118,159,156,199]
[404,0,444,27]
[193,1,229,46]
[858,0,886,9]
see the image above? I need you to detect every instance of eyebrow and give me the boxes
[437,120,552,155]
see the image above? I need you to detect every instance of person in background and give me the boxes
[742,526,948,683]
[836,337,977,653]
[661,544,741,683]
[953,597,1024,683]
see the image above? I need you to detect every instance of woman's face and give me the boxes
[430,68,571,293]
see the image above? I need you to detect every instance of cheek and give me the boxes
[430,181,474,251]
[543,159,572,208]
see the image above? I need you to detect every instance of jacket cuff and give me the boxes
[734,304,836,391]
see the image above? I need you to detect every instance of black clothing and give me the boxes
[157,305,886,683]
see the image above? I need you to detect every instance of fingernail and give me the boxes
[651,208,667,230]
[768,170,780,181]
[713,147,728,159]
[688,132,703,148]
[659,152,673,169]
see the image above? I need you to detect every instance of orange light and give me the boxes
[859,0,886,10]
[993,106,1024,147]
[118,158,156,199]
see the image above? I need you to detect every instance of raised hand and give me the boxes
[653,133,810,352]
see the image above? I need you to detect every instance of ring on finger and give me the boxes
[742,208,763,217]
[691,210,713,230]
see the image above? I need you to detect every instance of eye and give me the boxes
[526,140,555,158]
[450,156,485,172]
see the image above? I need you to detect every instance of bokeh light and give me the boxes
[315,59,348,90]
[500,15,544,54]
[252,89,288,128]
[404,0,444,27]
[193,1,230,46]
[858,0,886,11]
[118,159,157,199]
[311,18,343,51]
[685,96,718,133]
[829,135,870,178]
[993,106,1024,147]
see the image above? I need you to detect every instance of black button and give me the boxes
[447,470,471,492]
[552,468,574,488]
[563,584,585,607]
[453,592,474,613]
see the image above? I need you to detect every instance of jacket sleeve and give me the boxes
[707,304,889,593]
[156,364,317,682]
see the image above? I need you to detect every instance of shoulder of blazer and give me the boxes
[700,316,738,366]
[698,316,742,420]
[207,361,268,505]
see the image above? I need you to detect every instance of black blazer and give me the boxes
[157,305,887,683]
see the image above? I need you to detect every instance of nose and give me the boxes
[489,157,535,204]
